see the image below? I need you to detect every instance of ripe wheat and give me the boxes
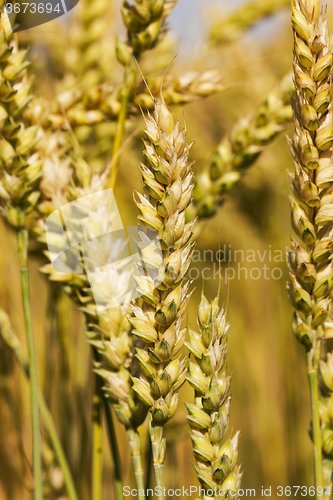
[186,293,241,499]
[287,0,333,493]
[130,95,195,497]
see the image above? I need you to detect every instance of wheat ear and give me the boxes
[38,162,152,499]
[41,70,224,130]
[110,0,179,190]
[65,0,112,87]
[187,73,295,229]
[185,293,242,499]
[287,0,333,493]
[210,0,290,46]
[131,95,195,498]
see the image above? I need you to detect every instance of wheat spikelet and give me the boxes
[288,0,332,361]
[38,169,139,419]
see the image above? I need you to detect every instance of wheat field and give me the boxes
[0,1,333,499]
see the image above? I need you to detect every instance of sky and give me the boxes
[167,0,288,58]
[32,0,289,57]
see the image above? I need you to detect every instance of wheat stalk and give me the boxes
[38,159,150,499]
[130,95,195,498]
[0,9,44,499]
[287,0,333,493]
[109,0,179,190]
[185,293,242,500]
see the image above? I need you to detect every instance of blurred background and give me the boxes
[1,0,332,499]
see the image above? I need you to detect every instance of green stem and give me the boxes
[92,368,103,500]
[306,344,323,497]
[57,289,72,452]
[153,463,164,499]
[109,92,129,190]
[108,68,135,191]
[149,419,165,500]
[17,228,43,500]
[127,428,145,499]
[144,433,152,493]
